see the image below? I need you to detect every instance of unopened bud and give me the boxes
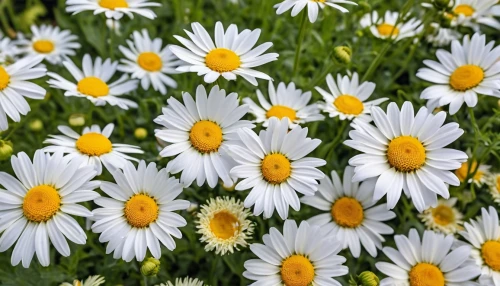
[140,257,160,277]
[0,140,13,161]
[358,271,379,286]
[433,0,451,10]
[69,114,85,127]
[29,119,43,132]
[333,46,352,65]
[134,128,148,140]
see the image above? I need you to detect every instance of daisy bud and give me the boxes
[358,271,379,286]
[433,0,451,10]
[0,140,13,161]
[140,257,160,277]
[333,46,352,65]
[69,114,85,127]
[134,127,148,140]
[29,119,43,132]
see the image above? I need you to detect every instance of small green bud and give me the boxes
[140,257,160,277]
[134,128,148,140]
[29,119,43,132]
[333,46,352,65]
[0,140,13,161]
[433,0,451,10]
[358,271,380,286]
[69,114,85,127]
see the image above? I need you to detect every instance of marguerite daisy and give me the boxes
[0,151,99,267]
[230,117,326,219]
[60,275,105,286]
[243,220,348,286]
[487,173,500,205]
[274,0,357,23]
[65,0,161,20]
[418,198,464,234]
[0,32,20,63]
[344,101,467,212]
[91,160,190,262]
[159,277,205,286]
[47,54,139,110]
[360,11,423,41]
[170,22,278,86]
[301,166,395,258]
[154,84,254,188]
[451,0,500,30]
[455,160,491,187]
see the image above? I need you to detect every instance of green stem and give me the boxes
[292,12,308,78]
[109,22,115,60]
[209,256,220,285]
[307,60,336,90]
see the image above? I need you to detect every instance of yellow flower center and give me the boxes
[333,95,364,115]
[496,175,500,193]
[409,263,445,286]
[32,40,55,54]
[75,132,113,156]
[455,161,483,182]
[331,197,364,228]
[77,77,110,98]
[482,241,500,271]
[99,0,128,9]
[209,211,239,240]
[266,105,297,121]
[454,4,475,17]
[189,120,223,153]
[0,66,9,91]
[205,48,241,73]
[137,52,163,72]
[281,255,315,286]
[23,185,61,222]
[124,194,159,228]
[311,0,325,2]
[431,205,455,226]
[387,136,426,172]
[261,153,291,184]
[449,65,484,91]
[377,23,400,36]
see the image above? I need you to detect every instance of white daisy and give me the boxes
[417,33,500,114]
[376,228,481,285]
[418,198,464,234]
[43,123,143,175]
[344,101,467,212]
[455,160,491,187]
[154,84,254,188]
[274,0,357,23]
[315,72,388,122]
[65,0,161,20]
[159,277,205,286]
[170,21,278,86]
[360,11,423,41]
[0,32,20,63]
[47,54,139,110]
[426,24,462,47]
[243,220,348,286]
[0,55,46,131]
[451,0,500,31]
[91,160,190,262]
[118,29,182,95]
[60,275,105,286]
[230,117,326,219]
[301,166,395,258]
[486,173,500,206]
[0,150,100,268]
[243,81,324,128]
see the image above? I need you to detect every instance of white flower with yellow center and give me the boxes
[417,33,500,115]
[301,166,395,258]
[0,32,20,63]
[91,160,190,262]
[170,22,278,86]
[43,123,143,175]
[154,84,254,188]
[459,207,500,285]
[418,198,464,234]
[454,160,491,187]
[196,196,254,256]
[487,173,500,205]
[17,25,81,65]
[0,151,100,268]
[230,117,326,219]
[60,275,105,286]
[65,0,161,20]
[118,29,182,95]
[274,0,357,23]
[451,0,500,30]
[376,229,481,286]
[0,55,46,131]
[344,101,467,212]
[243,81,324,128]
[315,72,388,122]
[360,11,423,41]
[243,220,348,286]
[159,277,205,286]
[426,24,462,47]
[47,54,139,110]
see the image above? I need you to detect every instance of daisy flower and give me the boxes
[455,160,491,187]
[451,0,500,30]
[118,29,182,95]
[418,198,464,234]
[274,0,357,23]
[196,196,254,255]
[0,32,20,63]
[65,0,161,20]
[426,24,462,47]
[43,123,143,175]
[486,173,500,205]
[344,101,467,212]
[154,84,254,188]
[243,220,348,286]
[60,275,105,286]
[159,277,205,286]
[170,21,278,86]
[16,25,81,65]
[47,54,139,110]
[459,206,500,285]
[360,11,423,41]
[0,151,100,268]
[230,117,326,219]
[315,72,388,122]
[91,160,190,262]
[417,33,500,114]
[0,55,46,131]
[243,81,324,128]
[301,166,395,258]
[376,229,481,285]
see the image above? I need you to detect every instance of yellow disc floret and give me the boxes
[454,4,475,17]
[0,66,10,90]
[189,120,223,153]
[266,105,297,121]
[124,194,159,228]
[449,65,484,91]
[32,40,55,54]
[333,95,364,115]
[455,161,483,182]
[281,255,315,286]
[331,197,364,228]
[387,136,426,172]
[377,23,400,37]
[77,77,110,98]
[99,0,128,9]
[261,153,291,184]
[409,263,445,286]
[75,132,113,156]
[23,185,61,222]
[482,241,500,271]
[137,52,163,72]
[205,48,241,73]
[431,205,455,226]
[209,211,240,240]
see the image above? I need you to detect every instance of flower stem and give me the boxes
[292,12,308,78]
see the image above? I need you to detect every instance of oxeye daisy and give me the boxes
[486,173,500,205]
[60,275,105,286]
[0,32,20,63]
[159,277,205,286]
[344,101,467,212]
[230,117,326,219]
[65,0,161,20]
[455,160,491,186]
[154,84,254,188]
[196,196,254,255]
[451,0,500,30]
[315,72,388,122]
[47,54,139,110]
[43,123,143,175]
[0,151,100,268]
[91,160,190,262]
[274,0,357,23]
[417,33,500,114]
[118,29,182,95]
[376,229,481,285]
[170,22,278,86]
[16,25,81,65]
[0,55,46,131]
[243,220,348,286]
[243,81,324,128]
[301,166,395,258]
[360,11,422,41]
[418,198,464,234]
